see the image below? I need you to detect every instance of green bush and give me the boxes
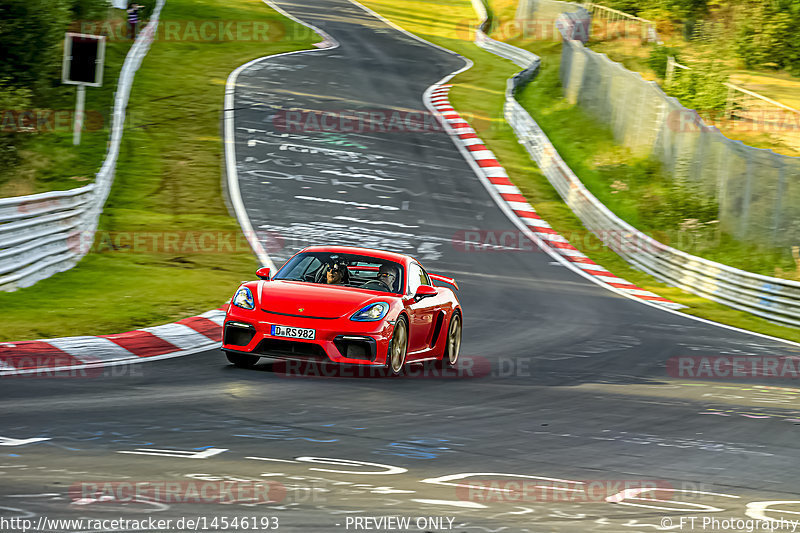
[69,0,108,19]
[734,2,800,73]
[0,0,125,98]
[667,57,729,110]
[647,44,682,78]
[0,0,72,95]
[597,0,643,15]
[597,0,800,75]
[0,78,33,169]
[597,0,707,18]
[0,0,136,180]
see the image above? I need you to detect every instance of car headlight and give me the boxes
[351,302,389,321]
[232,286,255,310]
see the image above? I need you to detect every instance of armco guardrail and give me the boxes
[470,0,800,328]
[0,1,165,292]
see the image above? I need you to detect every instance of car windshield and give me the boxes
[273,252,405,294]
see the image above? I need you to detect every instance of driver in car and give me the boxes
[325,261,349,285]
[375,263,398,292]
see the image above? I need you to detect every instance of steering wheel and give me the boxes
[314,266,328,284]
[362,280,391,292]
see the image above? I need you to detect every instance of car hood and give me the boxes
[259,280,394,319]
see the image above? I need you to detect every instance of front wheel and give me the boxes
[438,312,462,367]
[387,317,408,376]
[226,352,260,369]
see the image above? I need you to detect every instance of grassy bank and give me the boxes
[0,0,317,341]
[358,0,800,342]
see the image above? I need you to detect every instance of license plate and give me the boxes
[271,325,316,340]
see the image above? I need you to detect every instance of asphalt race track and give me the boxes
[2,1,800,532]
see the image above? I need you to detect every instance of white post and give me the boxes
[73,84,86,146]
[665,56,675,86]
[725,84,735,120]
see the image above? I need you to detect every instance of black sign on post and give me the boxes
[62,33,105,145]
[62,33,106,87]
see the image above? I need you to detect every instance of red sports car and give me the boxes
[222,246,462,375]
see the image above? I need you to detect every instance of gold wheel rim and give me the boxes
[448,316,461,364]
[391,322,407,373]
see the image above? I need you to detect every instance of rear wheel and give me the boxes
[226,352,260,369]
[439,312,462,367]
[387,317,408,376]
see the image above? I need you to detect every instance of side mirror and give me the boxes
[255,267,271,280]
[414,285,437,300]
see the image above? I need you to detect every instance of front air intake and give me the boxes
[224,322,255,346]
[254,339,329,360]
[333,336,377,361]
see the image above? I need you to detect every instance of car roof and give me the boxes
[300,245,413,265]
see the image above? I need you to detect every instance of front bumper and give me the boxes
[222,307,393,366]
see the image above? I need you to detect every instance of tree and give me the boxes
[0,0,109,99]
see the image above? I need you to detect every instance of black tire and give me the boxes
[226,352,260,369]
[387,316,408,376]
[438,312,462,368]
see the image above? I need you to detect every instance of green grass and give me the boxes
[358,0,800,343]
[730,70,800,110]
[0,0,317,341]
[588,39,657,79]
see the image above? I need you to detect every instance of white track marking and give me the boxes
[47,337,134,362]
[0,342,218,376]
[493,185,522,195]
[294,196,399,211]
[198,309,226,326]
[411,499,488,509]
[481,167,509,178]
[118,447,228,459]
[0,436,51,446]
[320,170,394,181]
[295,457,407,475]
[334,216,419,228]
[223,0,341,271]
[246,456,299,463]
[140,323,214,350]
